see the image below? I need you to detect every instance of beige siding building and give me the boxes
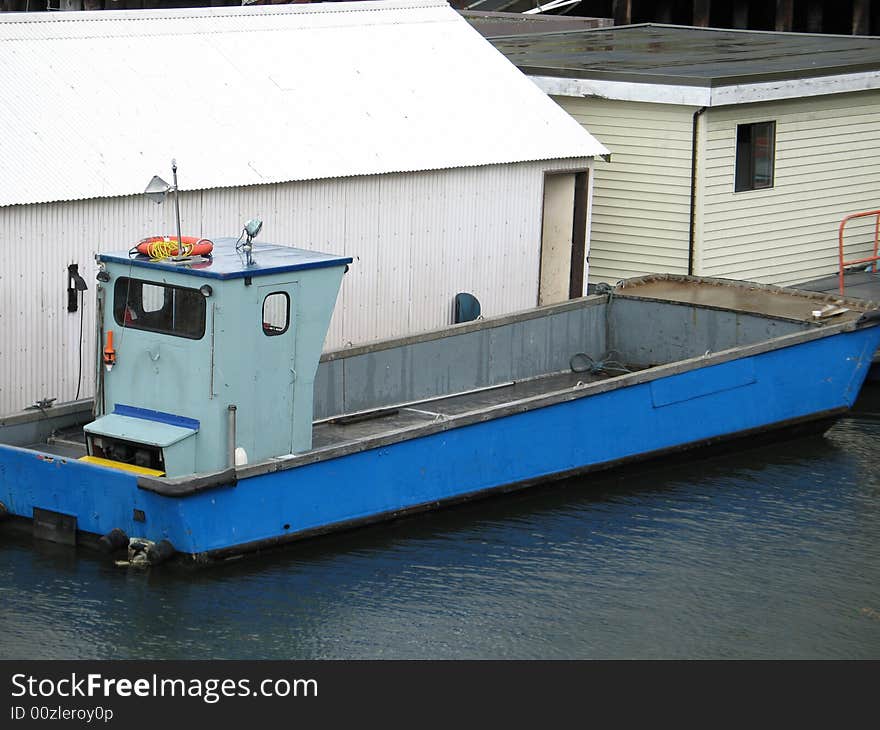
[558,98,694,281]
[697,91,880,285]
[491,25,880,286]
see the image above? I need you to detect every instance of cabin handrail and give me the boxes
[838,209,880,295]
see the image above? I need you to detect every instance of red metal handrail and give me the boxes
[839,209,880,294]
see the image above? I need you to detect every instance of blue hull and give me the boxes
[2,326,878,559]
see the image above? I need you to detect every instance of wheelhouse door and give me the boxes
[255,283,297,456]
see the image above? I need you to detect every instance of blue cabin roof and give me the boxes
[98,238,352,280]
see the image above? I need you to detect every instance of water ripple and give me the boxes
[3,406,880,658]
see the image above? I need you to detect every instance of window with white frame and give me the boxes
[735,121,776,192]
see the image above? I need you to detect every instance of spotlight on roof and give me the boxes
[244,218,263,241]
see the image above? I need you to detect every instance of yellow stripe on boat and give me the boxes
[78,455,165,477]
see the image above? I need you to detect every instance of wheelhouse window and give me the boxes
[113,277,206,340]
[735,121,776,192]
[262,292,290,336]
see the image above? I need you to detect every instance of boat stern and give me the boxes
[0,441,200,555]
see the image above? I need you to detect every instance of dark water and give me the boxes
[3,394,880,660]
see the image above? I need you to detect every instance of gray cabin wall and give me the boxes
[314,299,608,418]
[608,298,813,367]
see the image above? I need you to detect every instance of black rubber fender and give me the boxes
[857,309,880,326]
[98,527,128,553]
[145,539,175,565]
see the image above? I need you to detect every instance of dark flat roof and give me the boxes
[460,10,611,38]
[458,0,552,12]
[100,239,352,281]
[488,24,880,86]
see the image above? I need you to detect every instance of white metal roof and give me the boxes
[0,1,606,208]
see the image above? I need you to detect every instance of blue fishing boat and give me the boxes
[2,230,879,565]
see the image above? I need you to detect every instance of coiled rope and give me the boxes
[143,238,210,261]
[570,350,632,376]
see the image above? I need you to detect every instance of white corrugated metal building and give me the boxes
[0,1,606,415]
[489,24,880,286]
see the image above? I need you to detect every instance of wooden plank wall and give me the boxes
[1,0,874,34]
[609,0,874,34]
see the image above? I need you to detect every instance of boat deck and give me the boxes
[619,276,869,323]
[798,269,880,304]
[797,270,880,368]
[22,369,622,463]
[311,369,611,449]
[24,428,87,459]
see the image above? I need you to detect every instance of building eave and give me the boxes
[531,70,880,107]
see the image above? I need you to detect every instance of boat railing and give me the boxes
[838,209,880,295]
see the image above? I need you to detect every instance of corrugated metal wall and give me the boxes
[0,159,589,415]
[554,97,695,283]
[696,90,880,285]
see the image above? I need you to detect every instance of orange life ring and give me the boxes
[135,236,214,259]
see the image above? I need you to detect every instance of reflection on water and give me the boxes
[3,392,880,659]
